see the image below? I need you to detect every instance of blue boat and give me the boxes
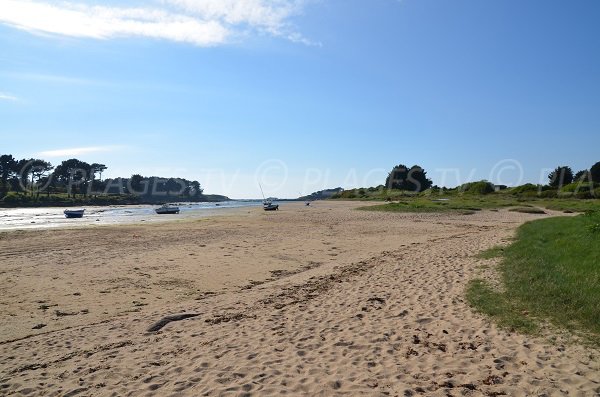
[64,209,85,218]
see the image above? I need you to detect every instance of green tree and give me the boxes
[574,169,590,183]
[38,174,57,198]
[13,158,34,193]
[21,159,53,196]
[53,158,92,197]
[90,163,107,181]
[128,174,145,195]
[385,164,433,192]
[591,161,600,184]
[548,166,574,188]
[190,180,203,199]
[165,178,183,197]
[0,154,17,197]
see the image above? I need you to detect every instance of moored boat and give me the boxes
[155,204,180,214]
[263,200,279,211]
[64,209,85,218]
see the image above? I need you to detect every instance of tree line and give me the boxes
[382,162,600,193]
[0,154,204,201]
[547,163,600,188]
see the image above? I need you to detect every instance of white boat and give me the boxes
[155,204,180,214]
[64,209,85,218]
[263,200,279,211]
[259,184,279,211]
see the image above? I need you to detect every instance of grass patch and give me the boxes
[466,279,538,333]
[335,185,600,214]
[360,202,480,214]
[358,195,600,215]
[538,199,600,213]
[358,196,516,214]
[469,212,600,343]
[476,246,504,259]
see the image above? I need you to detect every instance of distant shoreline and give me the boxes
[0,194,232,209]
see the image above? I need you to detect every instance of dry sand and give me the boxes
[0,201,598,396]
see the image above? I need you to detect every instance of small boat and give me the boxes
[64,209,85,218]
[263,200,279,211]
[155,204,180,214]
[259,184,279,211]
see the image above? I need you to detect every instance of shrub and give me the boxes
[510,184,543,195]
[561,182,595,194]
[1,192,23,204]
[575,191,596,199]
[539,190,558,198]
[335,190,357,199]
[461,181,495,195]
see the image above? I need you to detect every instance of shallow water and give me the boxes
[0,201,264,230]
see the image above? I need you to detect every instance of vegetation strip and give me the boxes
[468,212,600,344]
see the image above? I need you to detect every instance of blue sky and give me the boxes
[1,0,599,198]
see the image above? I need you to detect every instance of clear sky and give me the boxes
[1,0,599,198]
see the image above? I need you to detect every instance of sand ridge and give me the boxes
[0,201,599,396]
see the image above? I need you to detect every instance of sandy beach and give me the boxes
[0,201,598,396]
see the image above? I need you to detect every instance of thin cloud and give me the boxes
[0,0,313,47]
[0,92,19,102]
[38,146,125,158]
[6,72,107,86]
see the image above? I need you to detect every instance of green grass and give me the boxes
[357,195,600,214]
[537,199,600,213]
[466,280,538,333]
[476,246,505,259]
[360,202,479,214]
[468,212,600,343]
[358,195,520,214]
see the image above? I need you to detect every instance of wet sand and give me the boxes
[0,201,598,396]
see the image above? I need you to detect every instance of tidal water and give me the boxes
[0,201,265,231]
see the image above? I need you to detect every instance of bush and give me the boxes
[331,189,359,199]
[510,184,543,195]
[575,190,596,199]
[539,190,558,198]
[1,192,23,204]
[561,182,595,194]
[461,181,495,195]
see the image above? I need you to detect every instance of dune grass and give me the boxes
[466,280,538,333]
[359,196,600,214]
[475,246,505,260]
[358,196,518,214]
[468,212,600,343]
